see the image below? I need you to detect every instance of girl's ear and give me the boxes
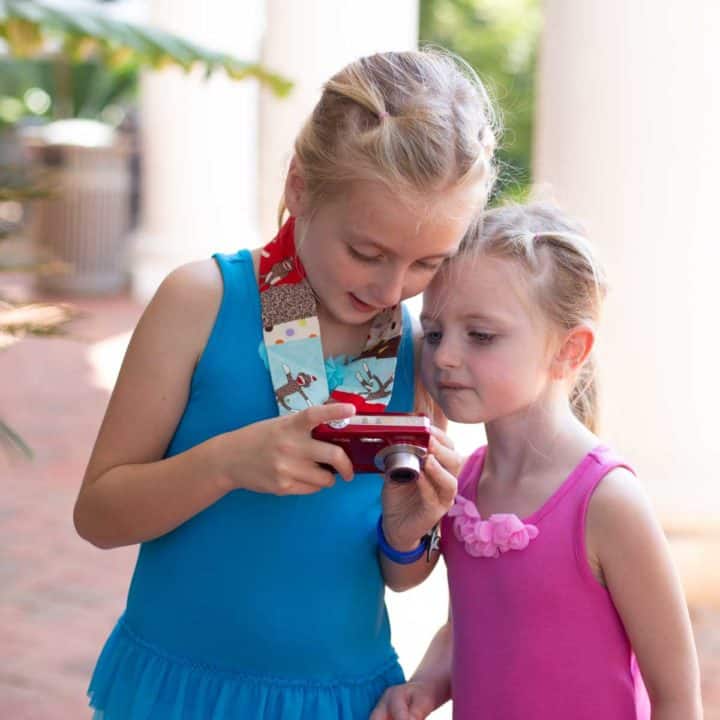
[551,324,595,380]
[284,156,311,218]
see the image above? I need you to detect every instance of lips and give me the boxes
[438,382,469,390]
[348,293,380,313]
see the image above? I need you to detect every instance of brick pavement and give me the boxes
[1,280,718,719]
[1,283,139,719]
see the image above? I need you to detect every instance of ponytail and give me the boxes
[570,353,600,433]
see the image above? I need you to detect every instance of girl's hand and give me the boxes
[370,680,437,720]
[380,425,461,551]
[214,403,357,495]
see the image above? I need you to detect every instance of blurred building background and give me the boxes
[1,1,719,718]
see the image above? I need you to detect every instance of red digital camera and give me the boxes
[312,413,431,482]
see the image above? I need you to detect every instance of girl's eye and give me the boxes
[349,246,382,263]
[423,330,442,345]
[414,260,443,272]
[469,331,495,344]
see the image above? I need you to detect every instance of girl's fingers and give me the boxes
[309,438,354,481]
[422,454,458,506]
[286,480,332,495]
[368,703,389,720]
[429,424,455,450]
[428,437,463,476]
[293,459,341,489]
[299,402,356,431]
[389,689,415,720]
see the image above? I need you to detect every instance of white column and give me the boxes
[535,1,720,601]
[258,0,419,244]
[131,1,264,301]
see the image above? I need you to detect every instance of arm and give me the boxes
[587,469,703,719]
[378,436,457,591]
[74,260,357,549]
[379,333,460,590]
[371,610,453,720]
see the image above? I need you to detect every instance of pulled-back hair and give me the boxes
[459,202,607,432]
[281,48,498,224]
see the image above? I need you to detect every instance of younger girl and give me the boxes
[372,203,702,719]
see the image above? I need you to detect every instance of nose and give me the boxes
[371,266,405,308]
[432,335,462,369]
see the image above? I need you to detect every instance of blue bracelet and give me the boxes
[376,515,428,564]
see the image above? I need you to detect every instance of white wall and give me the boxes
[131,1,264,300]
[259,0,420,244]
[535,0,720,600]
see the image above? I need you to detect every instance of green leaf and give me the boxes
[0,418,33,460]
[5,16,43,57]
[131,25,197,70]
[1,1,293,97]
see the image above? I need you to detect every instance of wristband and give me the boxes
[376,515,428,564]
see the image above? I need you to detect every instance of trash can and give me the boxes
[22,119,132,295]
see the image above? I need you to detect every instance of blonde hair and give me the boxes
[280,48,498,224]
[458,202,607,432]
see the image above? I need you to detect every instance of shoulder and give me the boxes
[134,259,224,362]
[588,465,650,526]
[586,463,663,570]
[156,258,223,305]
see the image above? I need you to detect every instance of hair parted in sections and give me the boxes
[280,48,498,224]
[458,202,608,433]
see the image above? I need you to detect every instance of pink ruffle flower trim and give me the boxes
[448,495,539,558]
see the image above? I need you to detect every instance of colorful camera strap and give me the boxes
[258,218,403,416]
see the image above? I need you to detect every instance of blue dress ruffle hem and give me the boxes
[89,617,404,720]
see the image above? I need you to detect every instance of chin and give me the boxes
[436,402,484,425]
[326,304,377,327]
[448,410,485,425]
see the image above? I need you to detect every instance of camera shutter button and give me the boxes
[328,418,351,429]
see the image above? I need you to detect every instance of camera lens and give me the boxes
[388,466,418,482]
[380,448,423,482]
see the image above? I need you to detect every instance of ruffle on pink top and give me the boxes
[448,495,539,558]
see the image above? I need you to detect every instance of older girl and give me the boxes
[74,50,496,719]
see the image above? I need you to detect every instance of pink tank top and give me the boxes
[441,445,650,719]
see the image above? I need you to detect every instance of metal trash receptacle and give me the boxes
[22,119,132,295]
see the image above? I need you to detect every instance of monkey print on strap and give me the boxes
[259,218,402,416]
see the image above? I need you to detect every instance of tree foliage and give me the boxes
[0,0,294,457]
[420,0,541,200]
[0,0,293,96]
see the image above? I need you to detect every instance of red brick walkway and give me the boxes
[1,283,139,719]
[1,280,718,719]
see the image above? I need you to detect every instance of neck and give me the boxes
[483,387,597,483]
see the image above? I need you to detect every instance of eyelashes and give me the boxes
[468,332,496,345]
[348,246,382,263]
[348,246,441,271]
[422,330,496,346]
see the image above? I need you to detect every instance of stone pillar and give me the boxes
[258,0,419,243]
[535,0,720,603]
[131,1,264,301]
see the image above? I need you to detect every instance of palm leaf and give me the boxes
[0,300,75,337]
[0,164,53,202]
[0,0,293,97]
[0,418,33,459]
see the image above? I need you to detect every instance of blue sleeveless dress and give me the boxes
[88,250,414,719]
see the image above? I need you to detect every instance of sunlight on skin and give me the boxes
[87,331,132,392]
[386,562,452,719]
